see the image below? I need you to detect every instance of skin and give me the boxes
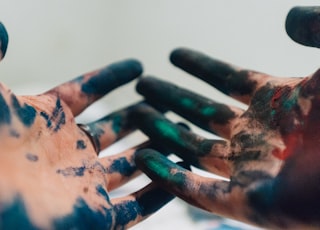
[132,6,320,230]
[0,22,183,230]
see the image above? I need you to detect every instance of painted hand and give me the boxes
[131,6,320,229]
[0,23,176,230]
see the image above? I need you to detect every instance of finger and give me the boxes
[130,104,232,177]
[135,149,250,224]
[0,22,8,61]
[111,162,190,229]
[286,6,320,48]
[101,141,150,191]
[80,102,145,153]
[45,59,143,116]
[170,47,274,104]
[136,77,243,139]
[101,123,191,191]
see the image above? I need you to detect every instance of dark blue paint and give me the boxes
[0,22,8,58]
[25,153,39,162]
[113,200,140,228]
[52,98,65,132]
[107,156,136,177]
[11,95,36,127]
[53,198,112,230]
[0,195,37,230]
[56,166,86,177]
[76,140,86,149]
[39,98,65,132]
[135,186,174,217]
[0,93,11,124]
[40,111,52,128]
[96,185,112,205]
[81,59,142,95]
[1,194,114,230]
[56,161,107,177]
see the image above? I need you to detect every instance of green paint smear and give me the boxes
[201,106,216,116]
[180,98,195,109]
[155,120,183,145]
[112,115,122,134]
[147,158,172,179]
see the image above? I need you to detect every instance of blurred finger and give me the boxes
[137,77,243,139]
[102,122,191,190]
[101,141,150,191]
[170,47,274,104]
[79,102,146,153]
[130,104,233,176]
[286,6,320,48]
[111,161,190,229]
[45,59,142,116]
[0,22,8,61]
[135,149,249,223]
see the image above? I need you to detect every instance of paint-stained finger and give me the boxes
[170,48,274,105]
[135,149,249,223]
[111,161,190,229]
[286,6,320,48]
[137,77,243,139]
[101,141,150,191]
[0,22,8,61]
[82,102,145,153]
[102,122,191,190]
[44,59,142,116]
[130,104,233,176]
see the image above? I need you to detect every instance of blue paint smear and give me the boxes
[107,156,136,177]
[56,166,86,177]
[0,195,36,230]
[76,140,86,150]
[39,98,65,132]
[11,95,36,127]
[96,185,112,205]
[81,59,142,95]
[0,194,113,229]
[52,98,65,132]
[0,93,11,124]
[53,198,112,230]
[40,111,52,128]
[25,153,39,162]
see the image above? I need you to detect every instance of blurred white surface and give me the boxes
[1,1,320,229]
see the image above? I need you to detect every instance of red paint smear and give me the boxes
[272,134,300,160]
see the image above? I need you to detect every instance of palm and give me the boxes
[131,6,320,229]
[0,23,175,230]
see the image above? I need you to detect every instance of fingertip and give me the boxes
[285,6,320,48]
[135,76,157,95]
[0,22,8,60]
[108,58,143,82]
[169,47,190,65]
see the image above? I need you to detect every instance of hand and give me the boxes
[0,23,176,230]
[131,6,320,229]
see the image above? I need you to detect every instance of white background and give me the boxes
[0,1,319,229]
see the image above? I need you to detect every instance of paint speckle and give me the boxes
[76,140,86,150]
[25,153,39,162]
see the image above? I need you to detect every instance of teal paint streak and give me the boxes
[154,120,182,144]
[201,106,216,116]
